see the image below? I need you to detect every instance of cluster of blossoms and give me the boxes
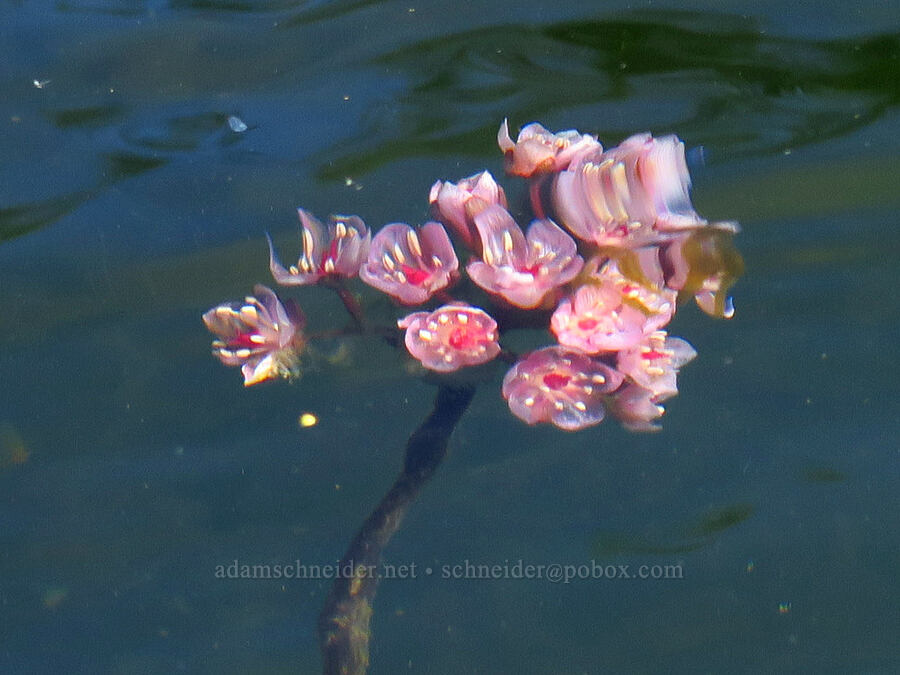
[204,120,742,431]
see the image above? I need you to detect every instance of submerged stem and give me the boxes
[321,278,367,331]
[318,384,476,675]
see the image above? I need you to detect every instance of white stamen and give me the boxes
[302,228,315,257]
[406,229,423,257]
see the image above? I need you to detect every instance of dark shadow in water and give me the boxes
[0,152,167,245]
[594,502,754,556]
[0,191,98,244]
[103,151,169,177]
[3,106,242,244]
[314,10,899,180]
[120,111,233,152]
[803,467,847,483]
[49,104,128,130]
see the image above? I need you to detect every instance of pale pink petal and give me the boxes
[606,383,665,432]
[268,208,369,285]
[360,222,458,304]
[551,133,710,248]
[429,170,507,251]
[466,205,583,309]
[591,258,677,334]
[328,215,371,277]
[202,285,304,386]
[502,346,623,431]
[498,119,602,177]
[551,284,647,354]
[616,332,696,401]
[398,304,500,372]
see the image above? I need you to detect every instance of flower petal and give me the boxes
[502,346,623,431]
[398,304,500,372]
[360,222,458,304]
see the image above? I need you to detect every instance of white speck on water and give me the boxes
[227,115,248,133]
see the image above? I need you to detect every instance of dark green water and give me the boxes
[1,1,898,672]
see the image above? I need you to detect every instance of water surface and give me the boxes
[1,1,898,672]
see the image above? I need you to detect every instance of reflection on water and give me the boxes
[316,12,899,179]
[3,7,897,243]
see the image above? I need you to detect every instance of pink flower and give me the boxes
[615,331,696,401]
[552,133,706,248]
[359,222,459,304]
[663,228,742,318]
[466,205,583,309]
[591,256,677,332]
[267,208,370,285]
[497,119,602,177]
[550,254,677,355]
[606,383,666,432]
[398,303,500,372]
[429,171,508,252]
[202,284,305,386]
[502,346,624,431]
[550,284,647,354]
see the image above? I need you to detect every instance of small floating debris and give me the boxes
[298,412,318,428]
[227,115,248,133]
[0,423,30,470]
[43,586,68,609]
[33,79,51,89]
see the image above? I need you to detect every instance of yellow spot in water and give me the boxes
[42,587,68,609]
[0,423,30,469]
[298,413,318,428]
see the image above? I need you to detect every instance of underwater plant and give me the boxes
[203,120,743,673]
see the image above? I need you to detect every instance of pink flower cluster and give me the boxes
[204,120,742,431]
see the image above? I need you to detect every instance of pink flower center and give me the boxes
[643,350,667,361]
[577,318,598,331]
[542,372,570,390]
[320,239,340,270]
[401,264,431,286]
[448,326,480,350]
[229,331,260,348]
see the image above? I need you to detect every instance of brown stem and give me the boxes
[318,384,476,675]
